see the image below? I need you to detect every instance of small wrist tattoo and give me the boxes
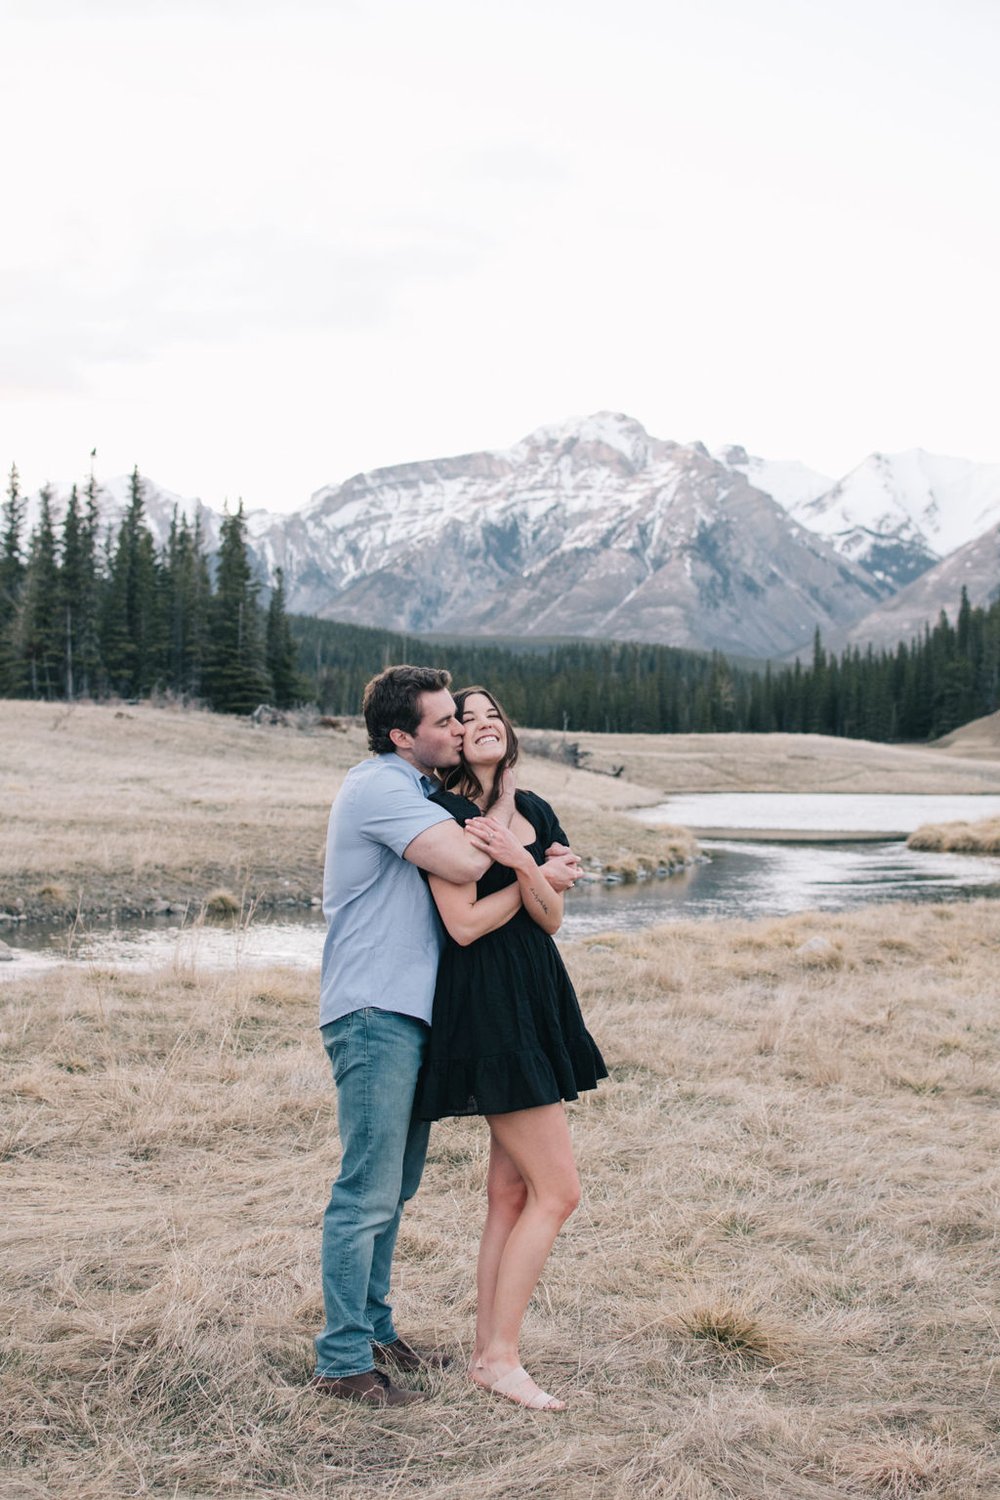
[528,885,550,916]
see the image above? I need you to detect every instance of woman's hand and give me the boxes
[467,815,565,935]
[464,814,533,872]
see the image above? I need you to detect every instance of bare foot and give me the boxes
[469,1359,566,1411]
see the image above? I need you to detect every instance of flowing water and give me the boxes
[3,794,999,979]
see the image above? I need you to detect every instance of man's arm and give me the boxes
[408,818,584,888]
[404,818,493,882]
[405,767,521,881]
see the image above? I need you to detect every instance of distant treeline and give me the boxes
[296,589,1000,742]
[4,458,998,739]
[0,464,302,712]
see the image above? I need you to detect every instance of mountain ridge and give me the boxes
[22,413,1000,659]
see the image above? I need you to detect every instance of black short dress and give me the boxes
[414,788,608,1120]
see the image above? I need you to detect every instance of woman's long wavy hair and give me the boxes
[441,686,520,812]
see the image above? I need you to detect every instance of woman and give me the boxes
[415,687,607,1412]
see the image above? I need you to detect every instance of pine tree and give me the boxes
[265,567,303,708]
[163,509,212,697]
[19,486,63,697]
[203,502,271,713]
[101,467,164,696]
[75,472,105,697]
[59,485,103,699]
[0,464,28,693]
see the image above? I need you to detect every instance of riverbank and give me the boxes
[554,724,1000,794]
[0,701,694,924]
[3,899,997,1499]
[6,701,1000,925]
[908,816,1000,854]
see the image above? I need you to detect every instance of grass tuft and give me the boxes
[837,1438,955,1497]
[203,887,241,917]
[677,1301,790,1365]
[908,816,1000,853]
[34,880,69,901]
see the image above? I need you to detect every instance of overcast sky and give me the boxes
[3,0,998,513]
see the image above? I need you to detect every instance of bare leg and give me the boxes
[469,1103,580,1410]
[472,1133,527,1364]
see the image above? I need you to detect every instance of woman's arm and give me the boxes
[428,874,523,947]
[464,816,564,935]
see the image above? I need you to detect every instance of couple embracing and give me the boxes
[312,665,607,1411]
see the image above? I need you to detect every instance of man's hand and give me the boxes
[543,842,583,893]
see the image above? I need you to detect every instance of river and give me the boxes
[3,793,999,979]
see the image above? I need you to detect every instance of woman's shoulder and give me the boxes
[515,788,557,822]
[515,788,568,842]
[429,788,480,824]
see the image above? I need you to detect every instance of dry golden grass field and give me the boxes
[3,902,999,1499]
[4,700,1000,1498]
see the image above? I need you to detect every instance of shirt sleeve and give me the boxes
[356,772,454,858]
[523,790,570,847]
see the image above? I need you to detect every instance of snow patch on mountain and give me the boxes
[792,449,1000,559]
[714,445,834,513]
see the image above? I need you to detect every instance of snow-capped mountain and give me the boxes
[783,449,1000,588]
[840,520,1000,651]
[21,414,1000,659]
[246,413,886,657]
[713,445,834,516]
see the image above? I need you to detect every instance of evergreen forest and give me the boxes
[0,465,301,713]
[3,461,998,742]
[297,593,1000,742]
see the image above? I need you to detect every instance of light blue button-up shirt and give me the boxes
[319,754,454,1028]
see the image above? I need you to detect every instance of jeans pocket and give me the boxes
[323,1011,358,1083]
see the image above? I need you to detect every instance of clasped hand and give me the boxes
[464,818,582,890]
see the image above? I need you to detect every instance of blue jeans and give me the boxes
[314,1008,431,1379]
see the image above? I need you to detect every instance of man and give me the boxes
[312,664,581,1405]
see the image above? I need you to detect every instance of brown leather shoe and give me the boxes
[310,1369,424,1406]
[372,1336,452,1373]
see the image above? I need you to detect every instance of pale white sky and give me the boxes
[2,0,998,512]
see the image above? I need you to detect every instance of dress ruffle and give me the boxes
[417,1032,607,1118]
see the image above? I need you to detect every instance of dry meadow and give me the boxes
[3,899,1000,1499]
[4,700,1000,1497]
[558,715,1000,795]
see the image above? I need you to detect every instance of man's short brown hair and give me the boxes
[362,664,453,754]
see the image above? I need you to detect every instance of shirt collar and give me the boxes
[381,753,439,797]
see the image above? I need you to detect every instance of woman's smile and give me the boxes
[462,694,507,762]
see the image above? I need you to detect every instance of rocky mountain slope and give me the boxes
[24,414,1000,659]
[245,413,887,658]
[785,449,1000,589]
[840,519,1000,651]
